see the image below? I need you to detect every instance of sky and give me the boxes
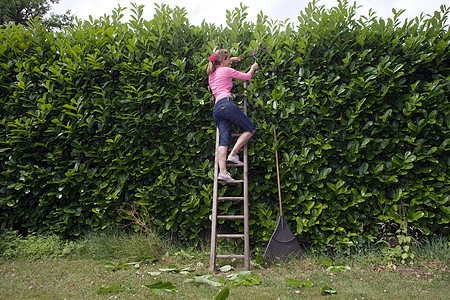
[49,0,448,26]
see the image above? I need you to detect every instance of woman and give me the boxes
[207,49,259,181]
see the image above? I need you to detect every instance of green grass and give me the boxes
[0,230,448,299]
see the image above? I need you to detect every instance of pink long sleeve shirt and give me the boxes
[208,67,253,103]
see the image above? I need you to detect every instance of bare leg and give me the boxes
[218,145,228,175]
[230,131,255,157]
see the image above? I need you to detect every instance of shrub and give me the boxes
[0,230,75,259]
[0,1,448,249]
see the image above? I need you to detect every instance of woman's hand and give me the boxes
[251,62,259,73]
[230,57,242,63]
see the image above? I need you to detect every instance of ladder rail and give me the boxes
[209,129,220,271]
[243,81,250,270]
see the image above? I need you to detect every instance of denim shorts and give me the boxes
[213,97,256,147]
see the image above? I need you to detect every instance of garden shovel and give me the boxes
[263,125,302,262]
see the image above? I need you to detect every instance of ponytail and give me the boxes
[206,61,217,75]
[206,49,229,75]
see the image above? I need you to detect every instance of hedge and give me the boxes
[1,1,448,250]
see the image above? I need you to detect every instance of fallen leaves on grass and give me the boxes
[143,280,176,294]
[321,285,337,295]
[285,278,313,288]
[104,262,130,271]
[96,284,132,293]
[227,271,260,287]
[184,275,225,287]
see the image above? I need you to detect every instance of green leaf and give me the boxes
[62,104,77,111]
[158,265,179,272]
[148,271,162,276]
[318,258,333,267]
[227,271,260,286]
[404,154,417,164]
[379,109,392,121]
[215,287,230,300]
[96,284,131,293]
[286,278,313,288]
[104,262,130,271]
[143,280,176,294]
[184,275,224,287]
[321,286,337,295]
[318,167,332,180]
[326,263,351,272]
[219,265,234,272]
[410,211,425,221]
[373,164,384,174]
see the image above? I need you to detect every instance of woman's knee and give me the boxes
[243,128,256,138]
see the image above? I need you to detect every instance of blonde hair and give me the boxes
[206,49,229,75]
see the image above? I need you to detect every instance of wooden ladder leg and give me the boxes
[243,86,250,271]
[209,128,220,272]
[243,141,250,270]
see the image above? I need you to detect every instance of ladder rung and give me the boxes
[219,180,244,185]
[217,215,245,220]
[218,197,244,201]
[217,254,245,259]
[231,133,241,137]
[217,234,245,239]
[226,163,244,167]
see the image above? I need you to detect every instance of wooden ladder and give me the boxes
[209,82,250,271]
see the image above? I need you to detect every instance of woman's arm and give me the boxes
[226,62,259,81]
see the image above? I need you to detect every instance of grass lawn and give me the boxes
[0,231,448,299]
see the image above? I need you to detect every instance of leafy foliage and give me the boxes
[0,1,449,250]
[0,229,75,259]
[382,226,416,265]
[0,0,74,29]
